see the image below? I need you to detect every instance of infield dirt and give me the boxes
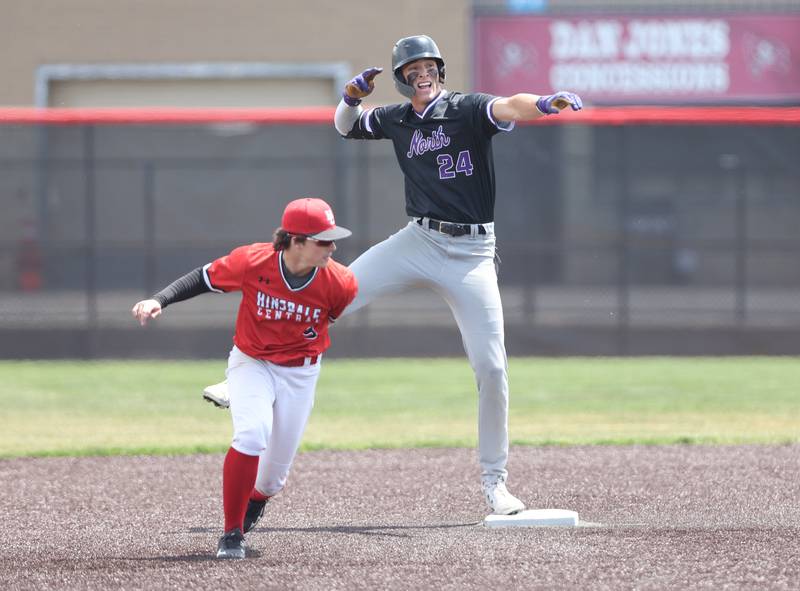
[1,445,798,590]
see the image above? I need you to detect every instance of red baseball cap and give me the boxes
[281,197,352,240]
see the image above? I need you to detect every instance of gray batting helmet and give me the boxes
[391,35,446,98]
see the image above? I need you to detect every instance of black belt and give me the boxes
[417,217,487,237]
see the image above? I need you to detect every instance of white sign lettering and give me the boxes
[547,18,731,94]
[551,63,729,93]
[550,20,623,60]
[623,20,729,59]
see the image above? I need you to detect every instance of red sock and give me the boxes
[250,488,270,502]
[222,447,259,533]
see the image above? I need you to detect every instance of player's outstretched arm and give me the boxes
[492,91,583,122]
[335,67,383,135]
[131,299,162,326]
[132,266,212,326]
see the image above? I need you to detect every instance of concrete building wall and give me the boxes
[2,0,470,107]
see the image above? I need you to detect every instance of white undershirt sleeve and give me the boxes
[334,99,363,136]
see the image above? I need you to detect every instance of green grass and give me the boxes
[0,357,798,457]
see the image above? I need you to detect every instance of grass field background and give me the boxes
[1,357,798,457]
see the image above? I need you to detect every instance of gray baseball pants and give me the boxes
[341,220,509,480]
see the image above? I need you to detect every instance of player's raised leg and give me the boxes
[341,221,437,317]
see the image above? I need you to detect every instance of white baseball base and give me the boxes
[484,509,579,528]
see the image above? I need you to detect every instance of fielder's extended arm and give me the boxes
[131,267,210,326]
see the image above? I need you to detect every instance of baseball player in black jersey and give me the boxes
[334,35,582,515]
[202,34,582,520]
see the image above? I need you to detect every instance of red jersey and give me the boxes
[203,243,357,364]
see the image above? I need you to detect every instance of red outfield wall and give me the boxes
[1,106,799,125]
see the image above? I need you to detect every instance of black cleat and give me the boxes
[216,528,246,559]
[243,498,269,533]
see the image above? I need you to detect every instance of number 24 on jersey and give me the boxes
[437,150,474,180]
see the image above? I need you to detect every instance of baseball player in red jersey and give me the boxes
[132,197,357,560]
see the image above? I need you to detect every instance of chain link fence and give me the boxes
[1,110,798,358]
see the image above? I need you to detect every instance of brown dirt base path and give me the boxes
[1,445,798,590]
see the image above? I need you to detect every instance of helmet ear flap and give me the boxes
[393,69,415,98]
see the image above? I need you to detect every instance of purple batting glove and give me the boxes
[343,67,383,106]
[536,91,583,115]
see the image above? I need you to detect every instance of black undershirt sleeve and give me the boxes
[151,267,211,309]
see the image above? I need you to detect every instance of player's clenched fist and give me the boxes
[131,299,162,326]
[536,91,583,115]
[343,67,383,106]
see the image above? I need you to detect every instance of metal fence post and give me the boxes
[353,141,370,356]
[34,126,50,279]
[143,161,156,297]
[83,125,97,358]
[522,241,537,326]
[735,161,748,328]
[720,154,748,329]
[616,125,631,355]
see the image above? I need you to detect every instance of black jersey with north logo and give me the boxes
[343,91,513,224]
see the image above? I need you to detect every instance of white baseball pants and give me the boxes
[343,220,510,480]
[226,345,320,496]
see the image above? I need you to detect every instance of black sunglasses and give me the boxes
[296,235,335,247]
